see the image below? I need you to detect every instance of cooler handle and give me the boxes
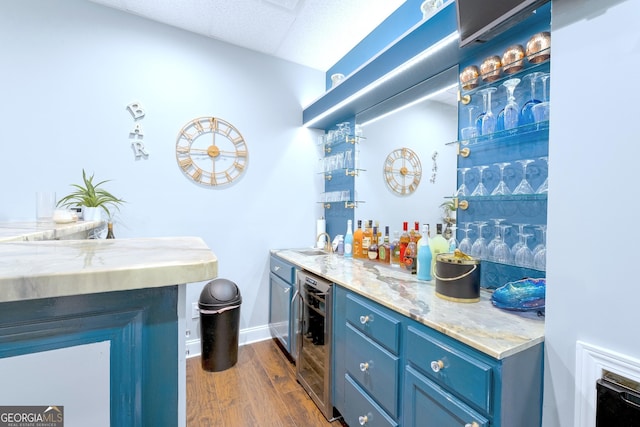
[433,264,477,282]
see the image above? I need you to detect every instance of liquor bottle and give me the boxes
[379,226,391,263]
[404,234,418,274]
[413,221,422,244]
[430,223,449,273]
[353,220,363,259]
[391,231,401,265]
[344,219,353,258]
[417,224,433,281]
[368,226,379,260]
[362,220,372,258]
[106,222,115,239]
[399,221,410,267]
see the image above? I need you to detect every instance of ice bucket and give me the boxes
[433,251,481,303]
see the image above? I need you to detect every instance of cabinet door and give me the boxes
[269,273,292,355]
[404,365,489,427]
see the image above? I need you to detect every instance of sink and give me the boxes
[295,249,328,256]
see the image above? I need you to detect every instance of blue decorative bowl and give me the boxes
[491,278,545,311]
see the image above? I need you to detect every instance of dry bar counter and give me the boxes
[0,225,217,427]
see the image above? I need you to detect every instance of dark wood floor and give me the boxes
[186,339,346,427]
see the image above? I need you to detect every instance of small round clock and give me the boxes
[383,147,422,195]
[175,116,248,187]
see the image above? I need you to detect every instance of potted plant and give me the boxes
[57,169,125,222]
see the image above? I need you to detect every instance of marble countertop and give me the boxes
[0,237,218,303]
[0,220,104,242]
[273,249,545,360]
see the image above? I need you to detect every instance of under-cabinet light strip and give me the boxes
[358,82,459,127]
[304,31,459,128]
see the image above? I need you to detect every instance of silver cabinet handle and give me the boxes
[359,314,372,324]
[359,362,369,372]
[464,422,480,427]
[273,265,280,272]
[358,414,369,425]
[431,360,444,373]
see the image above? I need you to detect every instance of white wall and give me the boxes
[0,1,324,350]
[544,0,640,425]
[357,100,458,237]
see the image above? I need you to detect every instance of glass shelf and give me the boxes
[317,134,365,148]
[447,120,548,147]
[457,193,547,203]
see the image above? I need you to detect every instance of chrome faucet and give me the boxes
[316,232,333,253]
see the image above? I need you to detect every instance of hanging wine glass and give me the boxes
[520,72,545,125]
[456,167,471,197]
[515,233,534,268]
[491,162,511,196]
[486,218,506,260]
[511,223,528,255]
[459,222,473,254]
[471,165,490,196]
[513,159,535,195]
[471,221,489,259]
[460,105,478,140]
[477,87,497,135]
[536,156,549,194]
[502,78,521,130]
[533,225,547,270]
[493,225,512,263]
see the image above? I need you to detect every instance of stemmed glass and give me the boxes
[461,106,478,140]
[513,159,535,195]
[536,156,549,194]
[456,167,471,197]
[532,73,550,123]
[471,221,488,259]
[514,233,534,268]
[511,223,528,255]
[494,225,512,263]
[478,87,497,135]
[533,225,547,270]
[502,78,521,130]
[520,72,544,125]
[491,162,511,196]
[471,165,490,196]
[486,218,506,260]
[459,223,473,254]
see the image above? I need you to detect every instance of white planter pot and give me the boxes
[83,206,102,222]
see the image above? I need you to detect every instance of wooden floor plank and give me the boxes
[186,339,346,427]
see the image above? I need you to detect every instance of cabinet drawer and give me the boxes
[270,256,295,283]
[346,293,400,354]
[346,324,400,419]
[344,374,398,427]
[405,325,493,413]
[403,365,489,427]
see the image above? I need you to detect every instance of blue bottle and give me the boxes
[417,225,432,281]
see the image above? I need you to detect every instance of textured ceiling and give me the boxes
[88,0,408,71]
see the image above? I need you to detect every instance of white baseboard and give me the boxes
[186,324,272,359]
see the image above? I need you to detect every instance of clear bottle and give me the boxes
[404,235,418,274]
[413,221,422,244]
[368,226,379,260]
[448,225,458,252]
[399,221,410,267]
[353,220,363,259]
[417,224,433,281]
[379,226,391,263]
[430,223,449,273]
[344,219,353,258]
[391,231,401,265]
